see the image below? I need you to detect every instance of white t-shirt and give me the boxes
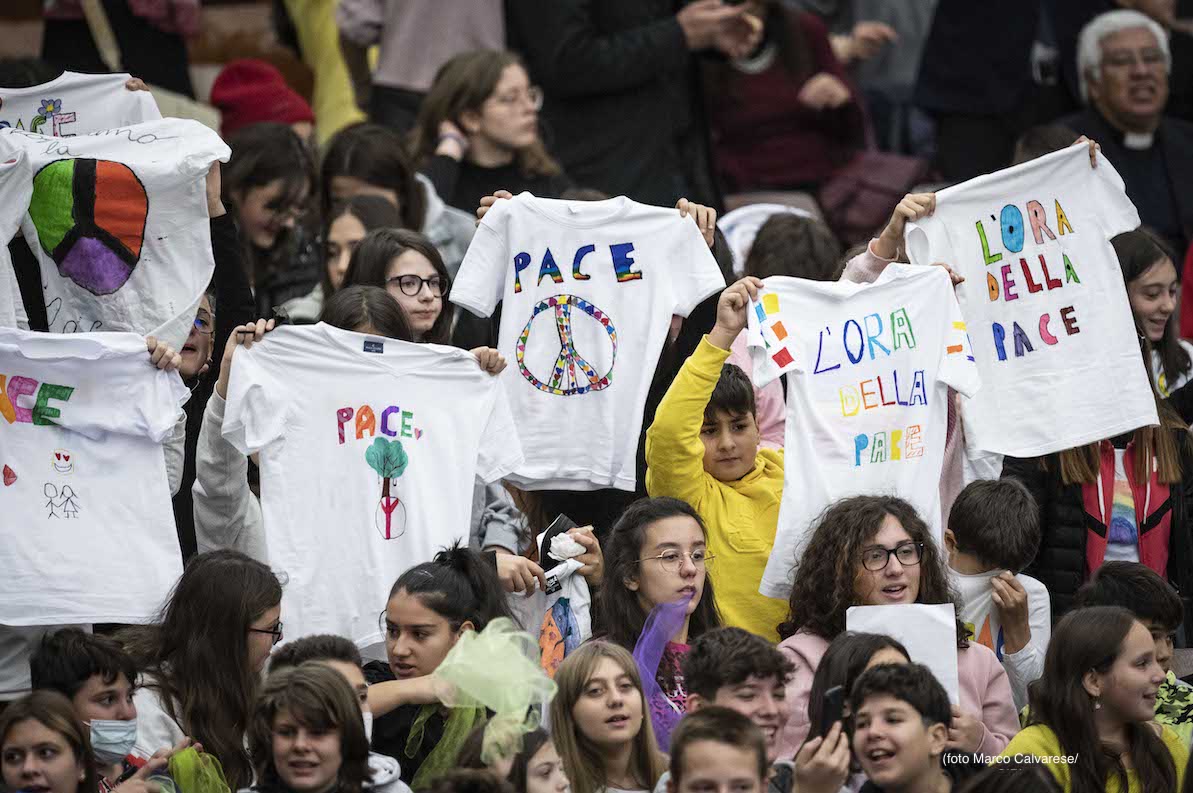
[0,327,188,625]
[905,145,1157,457]
[222,324,523,646]
[451,193,725,491]
[0,71,160,137]
[0,119,229,350]
[952,570,1050,710]
[749,265,980,598]
[0,140,33,329]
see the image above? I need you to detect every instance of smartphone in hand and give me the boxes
[818,685,845,738]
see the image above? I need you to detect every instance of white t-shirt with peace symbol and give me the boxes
[0,119,228,350]
[452,193,726,491]
[222,324,522,645]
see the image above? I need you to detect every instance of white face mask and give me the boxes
[87,718,138,766]
[362,708,373,743]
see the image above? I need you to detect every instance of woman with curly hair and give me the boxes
[773,495,1019,760]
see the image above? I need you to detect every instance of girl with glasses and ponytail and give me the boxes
[772,495,1021,761]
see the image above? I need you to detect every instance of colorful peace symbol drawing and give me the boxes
[517,294,617,396]
[28,159,148,295]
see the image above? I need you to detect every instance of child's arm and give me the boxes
[645,279,762,505]
[1001,577,1051,707]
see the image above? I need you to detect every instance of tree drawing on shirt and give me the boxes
[365,437,409,540]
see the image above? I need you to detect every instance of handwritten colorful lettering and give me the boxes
[975,199,1083,361]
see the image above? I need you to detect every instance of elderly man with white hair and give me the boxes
[1063,8,1193,257]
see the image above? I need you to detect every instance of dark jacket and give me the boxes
[913,0,1039,115]
[1002,431,1193,637]
[363,661,445,786]
[1062,108,1193,256]
[505,0,719,208]
[422,155,573,214]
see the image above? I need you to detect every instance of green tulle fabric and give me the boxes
[167,748,230,793]
[431,618,558,769]
[405,702,484,790]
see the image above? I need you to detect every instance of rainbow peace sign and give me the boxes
[517,294,617,396]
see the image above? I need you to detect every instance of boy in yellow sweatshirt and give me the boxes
[646,277,788,641]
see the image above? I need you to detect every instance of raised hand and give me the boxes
[708,277,764,351]
[874,193,936,261]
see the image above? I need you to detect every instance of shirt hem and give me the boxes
[505,471,637,492]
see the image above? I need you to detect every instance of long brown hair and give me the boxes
[343,228,453,344]
[0,691,98,793]
[248,664,371,793]
[320,194,403,304]
[321,123,427,231]
[549,643,665,793]
[1056,360,1187,486]
[120,551,283,790]
[1113,228,1190,392]
[409,50,561,180]
[1029,607,1176,793]
[777,496,969,647]
[596,498,722,696]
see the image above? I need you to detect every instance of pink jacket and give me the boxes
[775,631,1019,760]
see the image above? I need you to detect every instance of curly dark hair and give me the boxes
[776,495,969,648]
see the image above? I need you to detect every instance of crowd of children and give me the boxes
[6,6,1193,793]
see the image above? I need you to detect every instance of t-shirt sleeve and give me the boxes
[474,379,523,482]
[221,342,290,455]
[935,274,980,398]
[669,219,726,318]
[1090,152,1142,238]
[904,213,956,270]
[450,207,508,318]
[177,122,232,179]
[129,86,163,123]
[136,369,190,443]
[745,280,803,389]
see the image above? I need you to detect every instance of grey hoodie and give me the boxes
[416,173,475,277]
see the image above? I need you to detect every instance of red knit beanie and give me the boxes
[210,59,315,138]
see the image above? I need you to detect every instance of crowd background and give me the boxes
[3,2,1193,793]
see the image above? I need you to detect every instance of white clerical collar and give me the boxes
[1123,131,1155,149]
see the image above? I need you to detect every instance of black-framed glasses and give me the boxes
[249,621,284,645]
[860,542,924,572]
[387,274,447,297]
[192,312,214,335]
[638,549,714,574]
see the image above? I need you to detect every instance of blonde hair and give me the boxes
[549,643,665,793]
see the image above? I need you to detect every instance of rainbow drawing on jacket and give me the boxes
[28,159,147,295]
[754,292,795,369]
